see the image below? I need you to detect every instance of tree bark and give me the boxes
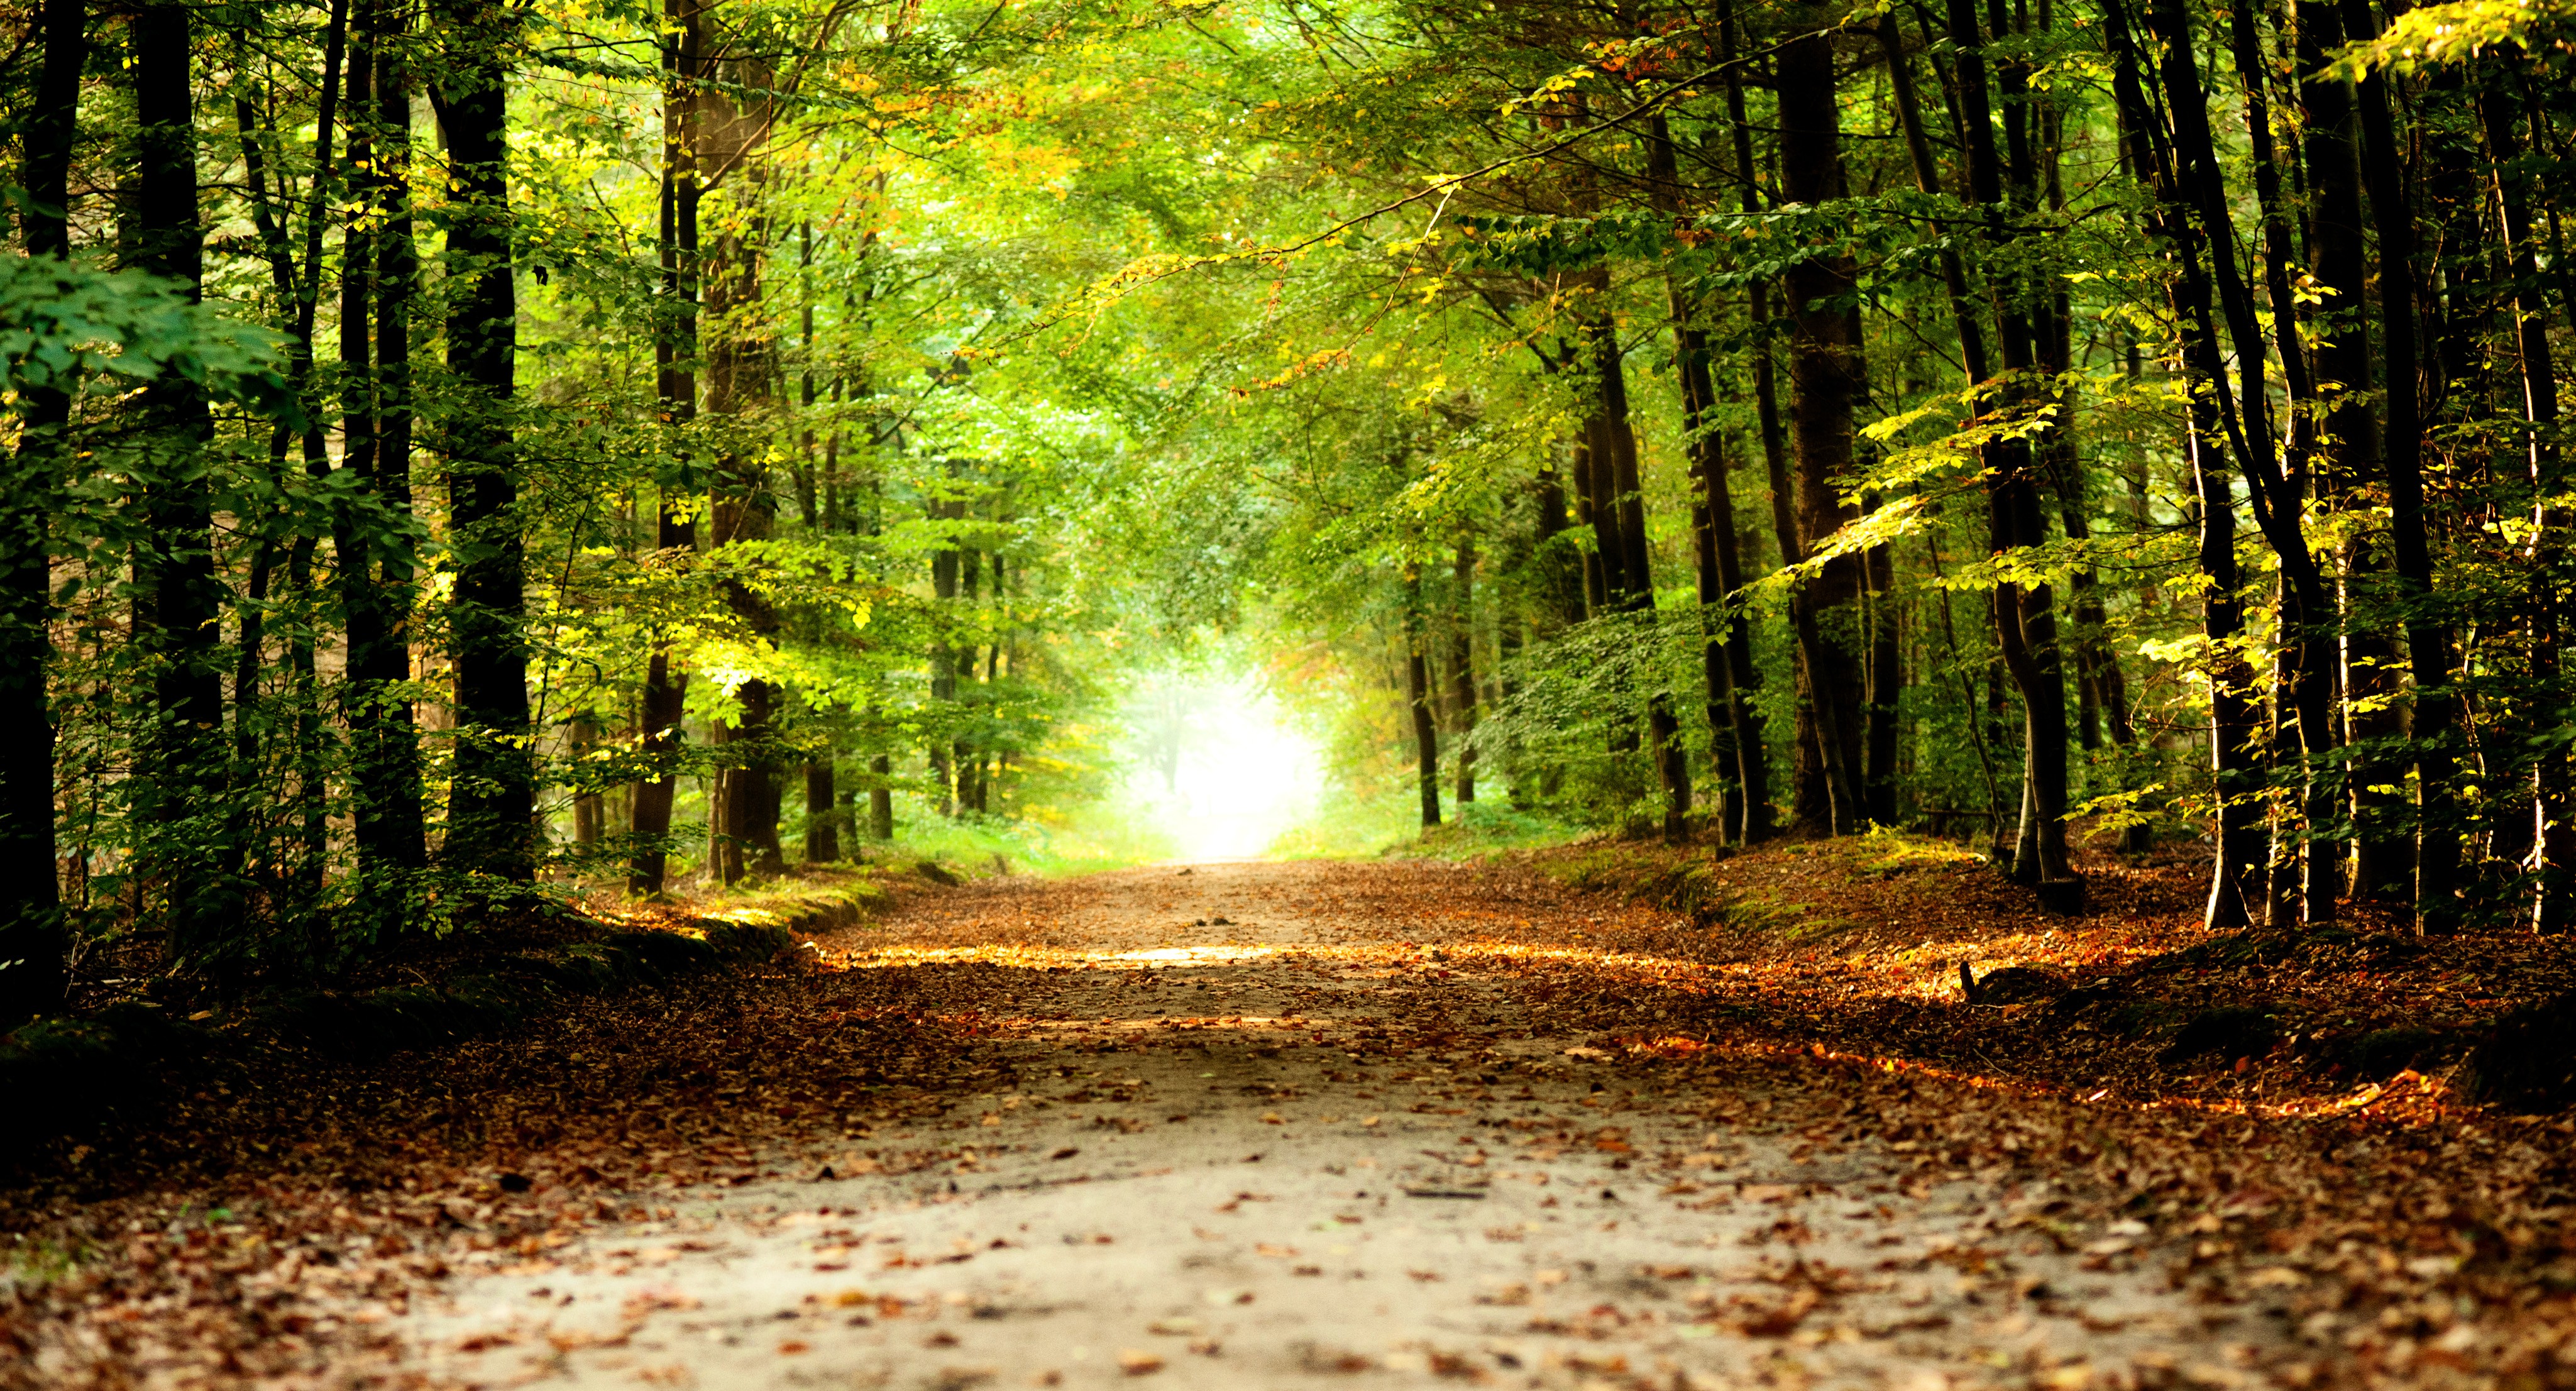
[2294,0,2406,903]
[1450,539,1478,806]
[2108,0,2262,924]
[805,758,839,863]
[1949,0,2077,895]
[2341,0,2460,931]
[629,0,700,896]
[338,0,423,882]
[1777,23,1868,835]
[133,0,235,947]
[2484,79,2572,932]
[1649,113,1771,845]
[1406,569,1441,828]
[702,14,781,882]
[437,0,534,879]
[0,0,82,1023]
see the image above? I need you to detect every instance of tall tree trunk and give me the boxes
[338,0,398,879]
[1406,569,1441,828]
[437,0,533,879]
[133,0,234,948]
[929,498,961,817]
[0,0,82,1023]
[1571,431,1609,616]
[2230,0,2340,922]
[2295,0,2406,901]
[1776,22,1867,835]
[629,0,699,896]
[1722,0,1831,836]
[1450,539,1478,806]
[2109,0,2262,924]
[2485,79,2572,932]
[2341,0,2460,931]
[1649,113,1771,844]
[1864,533,1902,827]
[702,17,781,882]
[366,3,426,872]
[1531,456,1588,629]
[1949,0,2078,896]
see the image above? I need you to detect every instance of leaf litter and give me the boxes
[0,848,2570,1388]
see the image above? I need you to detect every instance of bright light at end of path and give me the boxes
[1124,672,1324,862]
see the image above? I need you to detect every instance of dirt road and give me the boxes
[378,861,2264,1390]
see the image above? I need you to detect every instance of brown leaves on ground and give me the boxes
[8,845,2576,1390]
[0,960,986,1390]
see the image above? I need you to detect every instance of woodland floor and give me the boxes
[8,846,2576,1390]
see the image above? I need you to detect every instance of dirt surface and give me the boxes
[368,860,2270,1390]
[7,857,2576,1390]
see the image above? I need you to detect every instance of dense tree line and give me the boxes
[3,0,2571,1028]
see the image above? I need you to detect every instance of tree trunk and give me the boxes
[2140,0,2333,921]
[1777,23,1868,835]
[133,0,234,948]
[702,17,781,883]
[930,498,962,817]
[1650,113,1771,844]
[2230,0,2340,923]
[2108,0,2261,925]
[1406,569,1441,828]
[365,5,426,872]
[1864,534,1902,827]
[1450,539,1477,806]
[1948,0,2077,896]
[0,0,82,1023]
[868,754,894,840]
[339,3,425,881]
[2342,0,2460,931]
[2296,0,2408,903]
[437,0,533,879]
[805,758,839,863]
[571,715,604,846]
[2484,80,2572,932]
[629,0,699,896]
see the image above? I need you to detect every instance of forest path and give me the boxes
[390,859,2261,1391]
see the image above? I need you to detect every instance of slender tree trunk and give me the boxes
[437,0,534,879]
[2341,0,2460,930]
[1949,0,2077,896]
[366,4,426,872]
[2110,0,2262,924]
[629,0,699,896]
[338,1,399,879]
[1406,569,1441,828]
[1531,457,1588,629]
[2227,0,2340,922]
[2485,80,2572,932]
[1649,113,1771,844]
[0,0,83,1022]
[1450,539,1478,806]
[2292,0,2404,901]
[1864,534,1902,827]
[930,498,961,818]
[571,715,604,846]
